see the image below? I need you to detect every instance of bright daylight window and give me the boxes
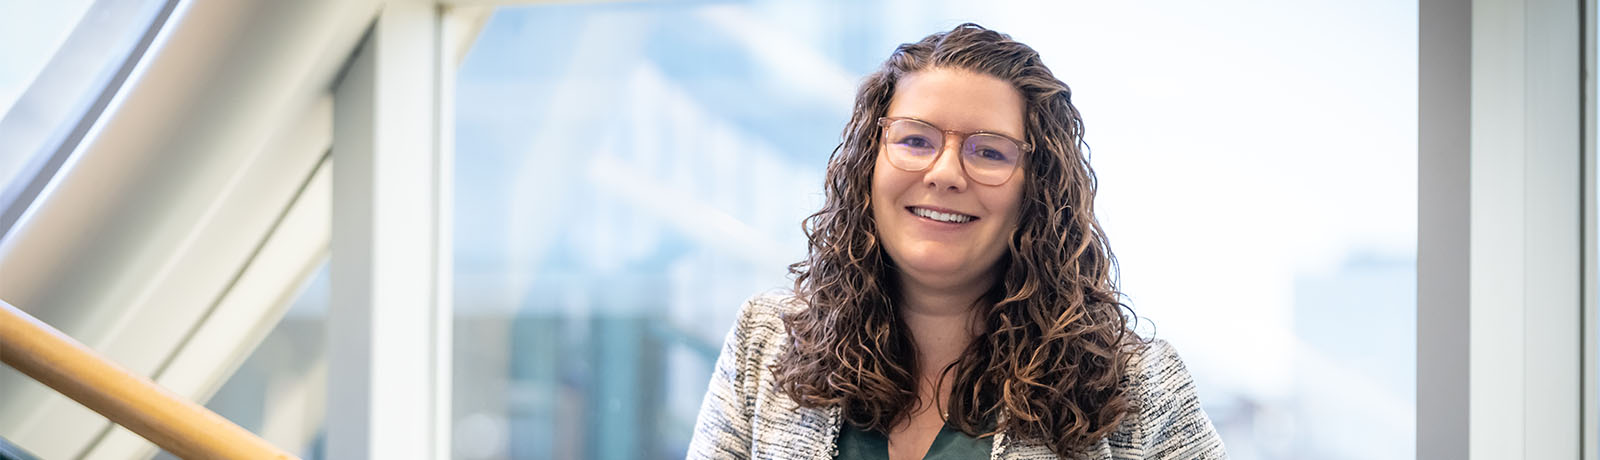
[153,264,330,460]
[451,2,1416,459]
[0,0,171,233]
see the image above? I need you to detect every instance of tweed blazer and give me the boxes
[687,292,1228,460]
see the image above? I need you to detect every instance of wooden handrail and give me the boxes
[0,299,299,460]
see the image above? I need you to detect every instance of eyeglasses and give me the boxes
[877,117,1031,186]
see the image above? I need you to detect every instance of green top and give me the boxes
[834,421,994,460]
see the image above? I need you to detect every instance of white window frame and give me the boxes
[1419,0,1590,459]
[0,1,382,458]
[0,1,480,458]
[1583,0,1599,459]
[327,2,452,458]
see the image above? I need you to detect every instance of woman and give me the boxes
[689,23,1226,460]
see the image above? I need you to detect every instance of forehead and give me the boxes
[885,68,1026,140]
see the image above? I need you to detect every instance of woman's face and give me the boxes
[871,68,1027,292]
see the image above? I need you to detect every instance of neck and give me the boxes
[896,271,994,375]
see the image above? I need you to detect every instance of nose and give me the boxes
[923,132,968,192]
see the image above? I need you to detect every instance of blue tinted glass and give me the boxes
[151,262,329,460]
[0,0,170,226]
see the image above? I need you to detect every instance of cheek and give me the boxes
[989,184,1026,228]
[869,159,898,228]
[869,156,886,211]
[992,199,1026,252]
[869,152,902,208]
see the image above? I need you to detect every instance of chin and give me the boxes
[901,261,965,277]
[893,253,970,278]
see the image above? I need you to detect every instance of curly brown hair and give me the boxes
[772,23,1149,457]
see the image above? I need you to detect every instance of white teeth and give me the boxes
[911,207,973,223]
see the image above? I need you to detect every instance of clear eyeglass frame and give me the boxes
[876,116,1032,186]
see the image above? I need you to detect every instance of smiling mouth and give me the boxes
[907,206,977,224]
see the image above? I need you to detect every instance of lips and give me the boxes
[907,206,977,224]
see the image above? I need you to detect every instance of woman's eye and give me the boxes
[896,136,934,149]
[975,148,1008,161]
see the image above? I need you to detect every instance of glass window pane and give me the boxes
[453,2,1416,459]
[0,0,95,112]
[151,262,329,460]
[453,7,825,458]
[0,0,171,219]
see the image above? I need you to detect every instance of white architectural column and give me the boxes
[1584,1,1599,459]
[1586,1,1600,458]
[1418,1,1470,457]
[1420,0,1583,458]
[329,2,452,459]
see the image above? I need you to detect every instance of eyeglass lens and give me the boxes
[882,119,1022,185]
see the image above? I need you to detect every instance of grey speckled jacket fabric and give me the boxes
[688,293,1228,460]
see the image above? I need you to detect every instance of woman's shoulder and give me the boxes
[1119,337,1202,409]
[1124,338,1187,386]
[734,290,807,327]
[1108,337,1228,458]
[720,290,807,355]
